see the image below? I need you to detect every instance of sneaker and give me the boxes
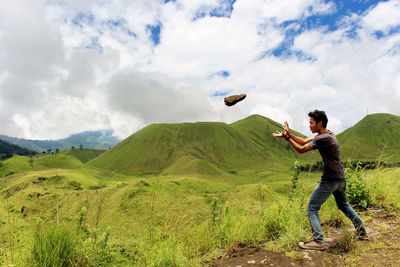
[298,241,326,251]
[357,232,369,241]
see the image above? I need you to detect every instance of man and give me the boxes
[273,110,367,250]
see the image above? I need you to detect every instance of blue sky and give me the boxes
[0,0,399,139]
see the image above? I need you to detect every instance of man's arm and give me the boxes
[287,138,313,154]
[273,132,313,154]
[288,133,314,146]
[284,121,314,145]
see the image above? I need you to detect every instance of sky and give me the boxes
[0,0,399,140]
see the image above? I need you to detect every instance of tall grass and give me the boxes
[31,223,78,267]
[1,159,399,265]
[130,164,397,264]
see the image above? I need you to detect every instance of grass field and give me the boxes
[1,113,399,266]
[1,156,399,266]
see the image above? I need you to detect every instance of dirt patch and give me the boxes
[208,245,301,267]
[208,209,400,266]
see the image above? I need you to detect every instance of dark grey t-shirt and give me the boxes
[310,130,345,180]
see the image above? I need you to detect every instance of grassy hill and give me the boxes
[1,113,400,266]
[61,148,106,163]
[0,154,85,178]
[1,157,400,265]
[32,154,84,170]
[88,115,313,175]
[0,156,34,177]
[337,113,400,162]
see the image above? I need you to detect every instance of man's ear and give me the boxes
[317,121,323,128]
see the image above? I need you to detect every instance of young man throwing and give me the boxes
[273,110,367,250]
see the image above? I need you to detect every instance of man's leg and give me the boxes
[333,180,367,235]
[306,180,339,243]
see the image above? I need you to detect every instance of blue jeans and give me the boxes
[307,179,366,242]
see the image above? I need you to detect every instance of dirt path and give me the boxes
[207,209,400,266]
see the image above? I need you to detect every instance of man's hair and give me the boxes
[308,110,328,128]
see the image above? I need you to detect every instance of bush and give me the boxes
[345,161,371,210]
[31,223,78,267]
[76,207,114,266]
[30,205,114,266]
[67,180,82,190]
[263,205,286,240]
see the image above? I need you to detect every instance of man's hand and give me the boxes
[273,121,290,139]
[283,121,290,136]
[273,131,288,139]
[272,120,313,153]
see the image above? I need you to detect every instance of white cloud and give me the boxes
[233,0,334,24]
[363,0,400,34]
[0,0,399,141]
[30,96,112,140]
[290,7,400,130]
[105,71,220,124]
[151,15,280,78]
[326,116,343,135]
[250,103,293,128]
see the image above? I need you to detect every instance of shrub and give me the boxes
[289,161,300,201]
[67,180,82,190]
[263,204,288,240]
[76,207,114,266]
[79,227,114,266]
[331,226,357,253]
[31,223,78,267]
[345,161,371,210]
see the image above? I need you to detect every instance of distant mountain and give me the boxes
[0,130,121,153]
[0,140,37,160]
[88,115,315,175]
[337,113,400,162]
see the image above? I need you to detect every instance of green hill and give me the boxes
[61,148,106,163]
[231,114,318,160]
[0,156,33,177]
[2,113,400,266]
[0,154,83,177]
[0,154,85,178]
[161,155,231,179]
[32,154,84,170]
[88,115,311,175]
[337,113,400,162]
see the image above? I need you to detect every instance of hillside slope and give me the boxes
[61,148,106,163]
[0,154,84,178]
[88,115,308,175]
[337,113,400,162]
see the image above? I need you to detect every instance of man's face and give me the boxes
[309,117,318,133]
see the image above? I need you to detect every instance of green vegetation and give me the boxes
[0,113,399,265]
[0,155,35,177]
[344,161,371,210]
[33,154,84,170]
[1,159,398,265]
[338,113,400,162]
[0,139,36,160]
[31,223,78,266]
[88,115,318,175]
[62,148,106,163]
